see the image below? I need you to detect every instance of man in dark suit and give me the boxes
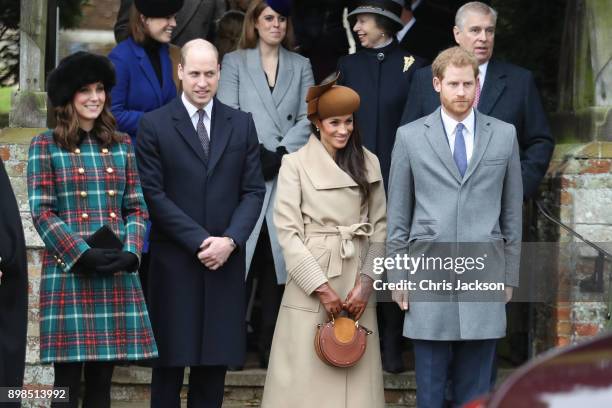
[0,158,28,408]
[136,39,265,408]
[396,0,454,62]
[114,0,226,46]
[400,1,554,200]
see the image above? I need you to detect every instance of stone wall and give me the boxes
[534,141,612,353]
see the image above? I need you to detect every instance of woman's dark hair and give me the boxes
[373,14,400,36]
[311,122,370,200]
[53,86,121,151]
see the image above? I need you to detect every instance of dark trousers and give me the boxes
[150,365,227,408]
[246,221,283,360]
[413,339,497,408]
[51,362,114,408]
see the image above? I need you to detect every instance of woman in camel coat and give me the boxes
[262,79,386,407]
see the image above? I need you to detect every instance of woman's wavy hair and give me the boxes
[53,86,120,151]
[238,0,295,50]
[311,121,371,201]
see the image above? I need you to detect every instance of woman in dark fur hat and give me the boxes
[27,51,157,408]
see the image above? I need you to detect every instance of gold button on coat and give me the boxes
[110,212,117,219]
[102,148,109,154]
[106,167,113,174]
[80,191,87,198]
[78,168,85,174]
[74,148,81,154]
[108,190,115,196]
[81,213,89,219]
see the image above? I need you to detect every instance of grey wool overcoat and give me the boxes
[386,108,523,341]
[218,45,314,282]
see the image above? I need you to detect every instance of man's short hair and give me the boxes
[455,1,498,29]
[432,46,479,80]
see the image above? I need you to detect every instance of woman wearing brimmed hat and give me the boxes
[27,52,157,408]
[218,0,314,368]
[109,0,184,143]
[338,0,426,374]
[262,79,386,407]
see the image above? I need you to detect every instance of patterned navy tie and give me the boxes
[197,109,210,161]
[454,122,467,177]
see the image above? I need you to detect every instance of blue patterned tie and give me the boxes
[453,123,467,177]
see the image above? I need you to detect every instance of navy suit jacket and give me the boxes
[136,97,265,366]
[400,60,554,199]
[109,37,177,140]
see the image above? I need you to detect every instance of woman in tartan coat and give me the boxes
[27,52,157,408]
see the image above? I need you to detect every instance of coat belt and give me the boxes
[304,222,374,278]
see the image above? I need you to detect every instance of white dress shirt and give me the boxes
[181,93,213,139]
[440,107,476,163]
[478,61,489,90]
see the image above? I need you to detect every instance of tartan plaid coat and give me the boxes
[27,129,158,363]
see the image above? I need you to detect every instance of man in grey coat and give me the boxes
[386,46,522,407]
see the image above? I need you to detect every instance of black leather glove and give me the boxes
[95,251,139,275]
[73,248,120,273]
[259,145,288,181]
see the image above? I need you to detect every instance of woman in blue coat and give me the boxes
[337,0,426,374]
[109,0,184,143]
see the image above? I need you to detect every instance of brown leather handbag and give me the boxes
[314,313,373,368]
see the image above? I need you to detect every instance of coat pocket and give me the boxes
[281,278,321,313]
[483,158,506,166]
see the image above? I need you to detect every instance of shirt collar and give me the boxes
[440,107,475,137]
[181,92,214,120]
[396,17,416,42]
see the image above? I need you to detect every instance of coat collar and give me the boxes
[423,107,492,184]
[127,37,171,105]
[478,59,506,115]
[245,46,284,132]
[298,135,382,190]
[171,96,232,173]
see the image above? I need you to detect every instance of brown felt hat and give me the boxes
[306,77,360,122]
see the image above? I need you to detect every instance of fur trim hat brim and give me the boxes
[46,52,116,108]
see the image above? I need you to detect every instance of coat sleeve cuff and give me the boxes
[361,242,386,281]
[289,256,328,295]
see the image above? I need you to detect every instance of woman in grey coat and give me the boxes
[217,0,314,367]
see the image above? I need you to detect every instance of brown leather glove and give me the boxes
[345,274,374,320]
[314,282,343,316]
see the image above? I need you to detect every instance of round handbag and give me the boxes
[314,313,373,368]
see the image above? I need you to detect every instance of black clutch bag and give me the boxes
[86,225,122,250]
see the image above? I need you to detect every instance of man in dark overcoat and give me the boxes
[0,157,28,407]
[400,1,554,200]
[136,39,265,408]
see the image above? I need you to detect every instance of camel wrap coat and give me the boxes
[261,135,386,408]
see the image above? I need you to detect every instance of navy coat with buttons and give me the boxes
[109,37,177,141]
[337,39,427,189]
[136,97,265,367]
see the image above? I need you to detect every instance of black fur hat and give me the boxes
[134,0,185,18]
[46,51,116,108]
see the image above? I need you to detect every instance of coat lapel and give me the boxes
[272,47,294,107]
[246,47,283,132]
[478,60,506,115]
[299,136,358,189]
[462,110,493,183]
[424,108,462,183]
[207,99,232,175]
[129,38,163,105]
[171,98,208,165]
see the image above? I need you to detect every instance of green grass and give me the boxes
[0,86,14,114]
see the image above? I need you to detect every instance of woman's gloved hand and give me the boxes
[345,274,374,320]
[314,282,343,315]
[95,251,139,275]
[259,145,288,181]
[74,248,120,273]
